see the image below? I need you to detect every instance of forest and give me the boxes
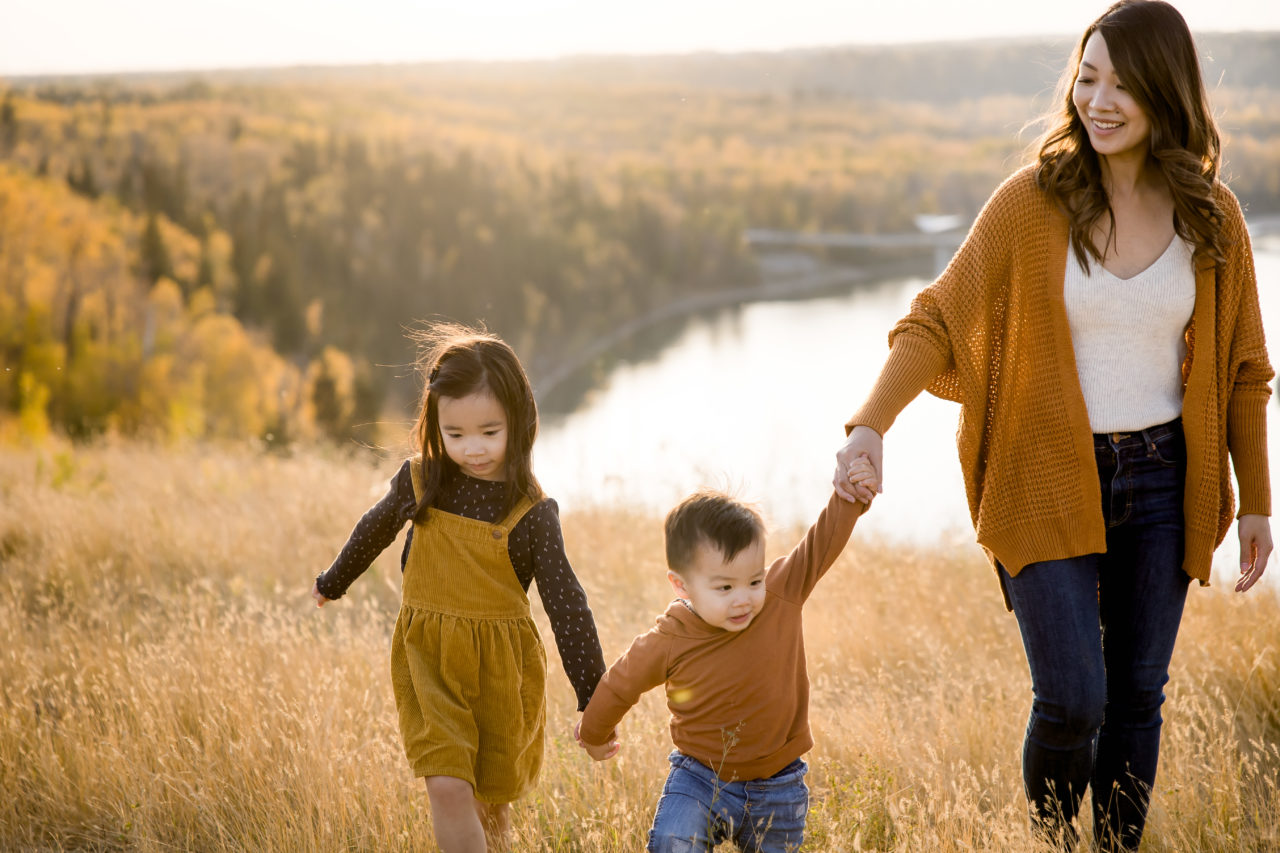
[3,35,1279,443]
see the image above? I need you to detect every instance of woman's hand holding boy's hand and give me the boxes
[574,720,620,761]
[311,581,331,608]
[837,447,880,506]
[835,426,883,504]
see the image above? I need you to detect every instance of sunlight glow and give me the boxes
[2,0,1278,76]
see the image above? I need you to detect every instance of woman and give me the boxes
[833,2,1272,849]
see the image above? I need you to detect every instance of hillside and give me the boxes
[1,441,1277,850]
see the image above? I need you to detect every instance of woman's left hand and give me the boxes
[1236,514,1272,592]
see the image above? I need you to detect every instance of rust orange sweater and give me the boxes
[849,166,1272,584]
[578,493,864,782]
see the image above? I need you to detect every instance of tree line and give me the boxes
[3,33,1279,443]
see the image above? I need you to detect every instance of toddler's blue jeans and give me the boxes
[646,751,808,853]
[1002,418,1189,852]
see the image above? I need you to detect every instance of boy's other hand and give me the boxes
[574,720,620,761]
[311,581,331,608]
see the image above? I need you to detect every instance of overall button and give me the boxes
[491,529,502,539]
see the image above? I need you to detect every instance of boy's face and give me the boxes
[668,537,767,632]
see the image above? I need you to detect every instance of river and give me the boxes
[536,242,1280,587]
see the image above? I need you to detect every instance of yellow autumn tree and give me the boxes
[0,164,335,443]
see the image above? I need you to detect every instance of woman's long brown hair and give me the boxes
[410,322,543,522]
[1034,0,1224,271]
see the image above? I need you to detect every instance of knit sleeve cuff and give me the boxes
[314,571,345,601]
[846,333,950,436]
[1228,387,1271,516]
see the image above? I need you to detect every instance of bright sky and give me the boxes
[2,0,1278,76]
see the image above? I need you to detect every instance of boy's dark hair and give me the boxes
[665,490,765,573]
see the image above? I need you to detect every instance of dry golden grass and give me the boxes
[2,440,1278,852]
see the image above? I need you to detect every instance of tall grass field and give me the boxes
[2,442,1277,851]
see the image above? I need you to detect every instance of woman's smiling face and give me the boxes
[1073,31,1153,164]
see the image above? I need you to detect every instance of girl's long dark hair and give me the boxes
[410,323,543,521]
[1034,0,1224,271]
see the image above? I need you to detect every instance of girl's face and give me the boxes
[437,391,508,481]
[1072,32,1152,165]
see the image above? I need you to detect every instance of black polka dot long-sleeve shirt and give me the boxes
[315,460,606,710]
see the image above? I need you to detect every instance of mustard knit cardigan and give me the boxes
[849,166,1273,584]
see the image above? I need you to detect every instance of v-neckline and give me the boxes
[1099,234,1178,282]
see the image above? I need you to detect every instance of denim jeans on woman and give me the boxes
[1001,419,1189,852]
[646,751,808,853]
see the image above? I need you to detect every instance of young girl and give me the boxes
[311,324,607,852]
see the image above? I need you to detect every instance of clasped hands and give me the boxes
[834,425,883,505]
[574,720,620,761]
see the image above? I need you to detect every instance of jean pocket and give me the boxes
[764,758,808,786]
[1146,429,1185,468]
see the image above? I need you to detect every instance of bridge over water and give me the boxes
[531,221,967,401]
[745,223,966,276]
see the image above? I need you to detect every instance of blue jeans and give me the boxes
[646,752,808,853]
[1001,419,1189,852]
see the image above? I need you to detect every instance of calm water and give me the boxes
[536,244,1280,585]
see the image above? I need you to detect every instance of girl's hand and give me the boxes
[835,425,883,504]
[311,581,331,608]
[1236,514,1272,593]
[574,720,620,761]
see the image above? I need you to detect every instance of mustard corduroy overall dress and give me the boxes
[390,459,547,802]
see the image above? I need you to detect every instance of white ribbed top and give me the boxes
[1064,236,1195,433]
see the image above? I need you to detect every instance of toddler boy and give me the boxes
[575,455,876,853]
